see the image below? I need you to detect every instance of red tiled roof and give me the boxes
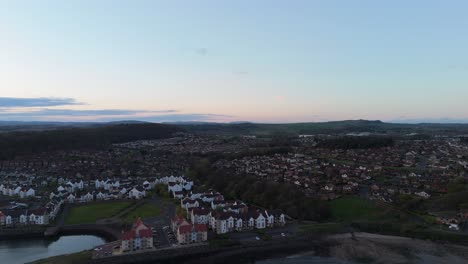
[172,215,185,223]
[134,217,143,227]
[191,208,210,215]
[122,230,136,240]
[121,227,152,240]
[122,218,152,240]
[139,229,152,238]
[178,224,192,234]
[194,224,207,232]
[31,208,46,215]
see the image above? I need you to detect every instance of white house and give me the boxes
[95,179,103,189]
[190,208,211,224]
[19,187,35,198]
[96,191,107,200]
[67,180,84,191]
[267,210,286,226]
[415,191,431,199]
[28,208,49,225]
[14,186,22,195]
[181,198,199,211]
[119,187,128,196]
[255,213,266,229]
[168,182,183,194]
[67,193,76,203]
[26,188,36,197]
[211,200,225,210]
[143,180,151,190]
[80,192,94,202]
[173,191,184,199]
[2,186,15,196]
[19,212,28,224]
[182,181,194,191]
[128,187,146,199]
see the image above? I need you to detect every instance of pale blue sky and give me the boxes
[1,0,467,123]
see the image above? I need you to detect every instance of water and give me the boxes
[0,235,106,264]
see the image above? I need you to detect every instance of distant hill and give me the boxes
[0,120,150,132]
[0,123,183,160]
[175,120,468,136]
[2,119,468,139]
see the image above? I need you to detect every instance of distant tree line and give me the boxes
[0,123,182,160]
[461,137,468,144]
[187,158,331,221]
[316,136,395,149]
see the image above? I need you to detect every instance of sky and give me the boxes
[1,0,468,123]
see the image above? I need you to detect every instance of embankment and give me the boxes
[45,224,121,241]
[0,227,46,240]
[88,235,333,264]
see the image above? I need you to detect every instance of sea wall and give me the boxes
[0,227,45,240]
[45,224,120,241]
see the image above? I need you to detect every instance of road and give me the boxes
[227,224,298,242]
[143,194,176,248]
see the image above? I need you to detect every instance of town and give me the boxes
[1,130,468,262]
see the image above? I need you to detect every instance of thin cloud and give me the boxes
[33,109,176,116]
[233,71,249,75]
[0,109,229,122]
[195,48,208,56]
[0,108,176,118]
[0,97,82,108]
[128,113,231,123]
[0,97,231,122]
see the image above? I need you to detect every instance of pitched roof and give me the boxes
[191,207,211,215]
[193,224,207,232]
[122,218,152,240]
[178,224,192,234]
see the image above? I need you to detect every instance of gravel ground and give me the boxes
[327,233,468,264]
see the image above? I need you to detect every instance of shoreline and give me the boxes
[28,231,468,264]
[0,227,47,241]
[0,224,118,242]
[86,236,335,264]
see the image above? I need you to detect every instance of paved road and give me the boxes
[143,194,177,248]
[227,224,298,242]
[56,204,69,226]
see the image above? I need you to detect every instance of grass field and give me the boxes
[65,201,132,225]
[299,222,345,234]
[121,202,160,223]
[329,196,379,222]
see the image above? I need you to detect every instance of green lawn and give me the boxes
[329,196,379,222]
[65,201,132,225]
[121,202,160,223]
[299,222,345,233]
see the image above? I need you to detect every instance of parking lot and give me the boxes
[143,194,177,248]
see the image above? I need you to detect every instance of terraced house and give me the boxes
[121,218,153,252]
